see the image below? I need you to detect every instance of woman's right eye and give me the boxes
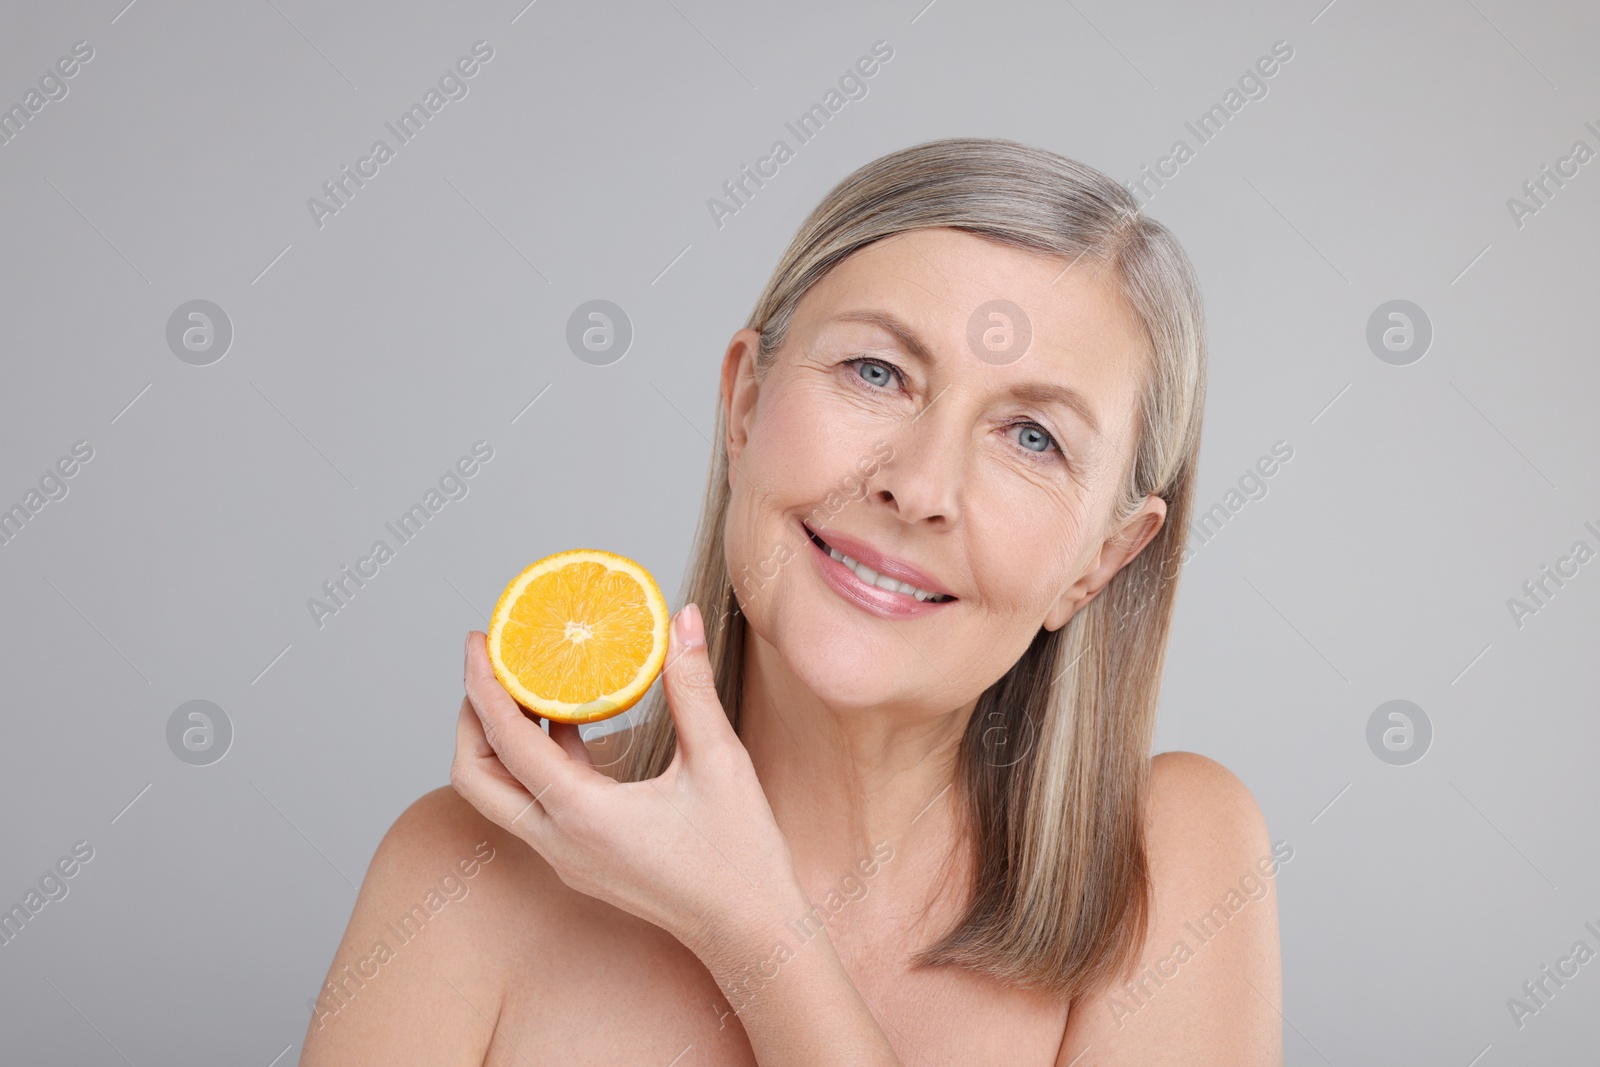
[846,357,905,390]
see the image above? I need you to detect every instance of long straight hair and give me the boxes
[618,137,1208,999]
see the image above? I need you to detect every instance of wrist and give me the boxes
[684,873,815,984]
[686,880,901,1065]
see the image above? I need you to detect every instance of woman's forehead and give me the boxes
[807,230,1143,349]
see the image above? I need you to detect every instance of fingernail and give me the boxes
[675,603,705,650]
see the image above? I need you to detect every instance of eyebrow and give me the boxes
[828,308,1104,439]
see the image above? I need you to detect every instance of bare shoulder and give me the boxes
[299,785,553,1065]
[1058,752,1285,1065]
[377,783,556,906]
[1147,751,1271,860]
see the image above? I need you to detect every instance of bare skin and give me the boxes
[300,229,1282,1065]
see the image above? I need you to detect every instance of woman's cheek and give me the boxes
[758,389,875,499]
[978,494,1085,612]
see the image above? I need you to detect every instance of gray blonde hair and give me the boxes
[618,137,1207,998]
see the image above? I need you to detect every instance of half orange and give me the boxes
[487,549,670,725]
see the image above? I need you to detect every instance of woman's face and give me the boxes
[720,226,1166,714]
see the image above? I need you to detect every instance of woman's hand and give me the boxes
[454,601,905,1065]
[451,602,802,961]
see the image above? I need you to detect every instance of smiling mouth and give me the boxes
[802,523,957,603]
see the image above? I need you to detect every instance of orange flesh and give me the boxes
[500,561,657,703]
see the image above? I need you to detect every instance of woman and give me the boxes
[301,138,1283,1065]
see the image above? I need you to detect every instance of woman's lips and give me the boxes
[802,521,956,620]
[801,520,956,599]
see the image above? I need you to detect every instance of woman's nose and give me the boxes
[868,403,963,526]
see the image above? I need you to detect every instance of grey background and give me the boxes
[1,0,1595,1062]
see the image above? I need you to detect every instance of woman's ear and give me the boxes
[1042,494,1168,632]
[721,328,763,487]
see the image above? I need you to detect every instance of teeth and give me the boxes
[825,543,949,603]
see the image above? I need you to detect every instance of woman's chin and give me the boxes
[766,615,920,708]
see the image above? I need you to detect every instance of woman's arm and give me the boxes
[1056,752,1285,1065]
[686,875,903,1065]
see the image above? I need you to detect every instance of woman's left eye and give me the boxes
[844,358,1063,462]
[1008,422,1061,457]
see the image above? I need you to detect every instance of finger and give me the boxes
[455,692,498,765]
[463,630,582,801]
[660,603,735,764]
[451,695,554,838]
[548,720,595,768]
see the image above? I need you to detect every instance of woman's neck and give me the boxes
[735,625,979,924]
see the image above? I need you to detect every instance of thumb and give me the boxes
[661,602,734,762]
